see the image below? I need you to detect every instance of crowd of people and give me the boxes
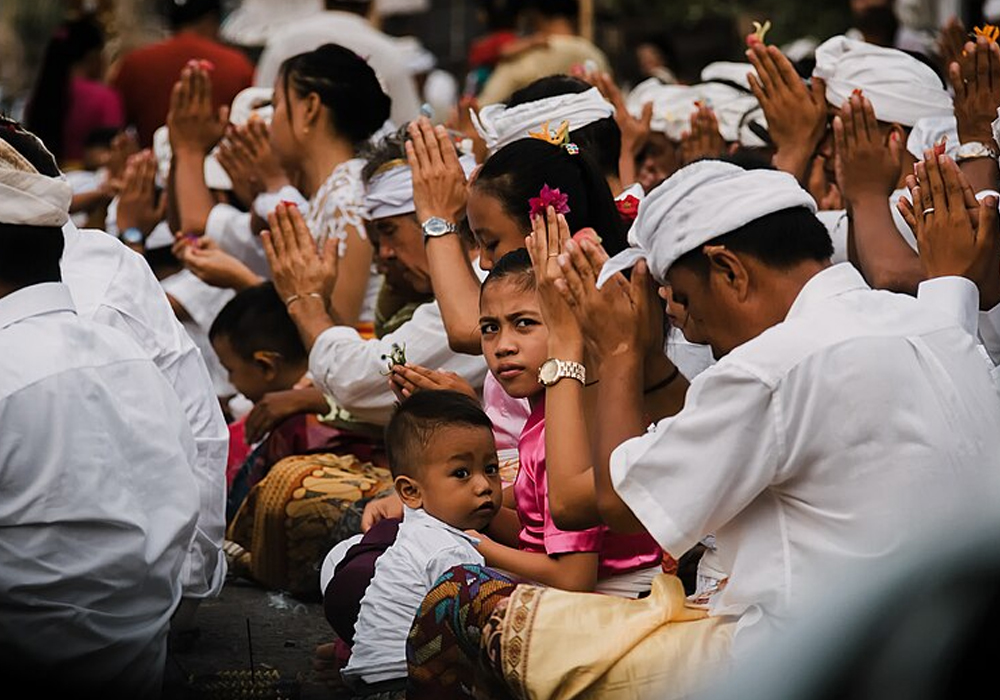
[3,0,1000,697]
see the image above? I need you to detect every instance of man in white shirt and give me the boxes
[1,122,230,635]
[0,126,200,698]
[524,161,1000,693]
[254,0,420,127]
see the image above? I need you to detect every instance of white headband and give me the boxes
[813,35,953,127]
[597,161,817,288]
[364,154,478,220]
[626,79,700,141]
[907,115,959,159]
[0,141,72,227]
[472,87,614,155]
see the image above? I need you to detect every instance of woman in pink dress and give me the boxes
[24,14,123,166]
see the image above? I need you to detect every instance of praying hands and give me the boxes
[406,117,468,224]
[166,62,228,157]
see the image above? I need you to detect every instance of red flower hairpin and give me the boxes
[529,184,571,220]
[616,194,641,223]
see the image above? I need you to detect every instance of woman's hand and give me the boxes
[216,126,264,207]
[949,35,1000,145]
[179,236,262,291]
[525,206,585,355]
[167,62,229,156]
[406,117,469,224]
[388,363,478,400]
[242,116,292,192]
[262,203,338,307]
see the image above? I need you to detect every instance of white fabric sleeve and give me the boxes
[916,276,980,338]
[205,203,269,278]
[979,301,1000,366]
[252,186,308,220]
[610,363,780,558]
[308,302,489,425]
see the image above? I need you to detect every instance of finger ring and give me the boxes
[547,252,560,258]
[922,207,935,215]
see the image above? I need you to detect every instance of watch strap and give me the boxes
[539,358,586,387]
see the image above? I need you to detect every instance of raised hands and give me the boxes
[405,117,468,224]
[949,34,1000,145]
[262,203,337,309]
[680,104,726,165]
[116,150,165,236]
[833,92,903,204]
[747,42,828,182]
[937,16,968,78]
[525,206,585,352]
[588,70,651,188]
[167,62,229,156]
[215,127,264,207]
[898,152,1000,308]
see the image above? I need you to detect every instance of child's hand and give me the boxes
[388,363,477,400]
[361,493,404,532]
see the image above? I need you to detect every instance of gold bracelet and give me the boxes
[284,292,323,309]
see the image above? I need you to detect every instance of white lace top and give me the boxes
[305,158,381,324]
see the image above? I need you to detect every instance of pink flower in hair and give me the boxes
[528,184,571,220]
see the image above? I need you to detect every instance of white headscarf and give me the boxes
[597,161,817,288]
[364,154,478,220]
[907,115,959,159]
[813,35,953,127]
[472,87,614,155]
[0,139,72,227]
[626,79,700,141]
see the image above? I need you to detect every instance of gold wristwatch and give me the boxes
[537,358,586,387]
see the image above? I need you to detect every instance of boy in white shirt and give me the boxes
[321,390,502,692]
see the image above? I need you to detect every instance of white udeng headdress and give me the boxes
[364,153,478,220]
[472,87,614,155]
[597,161,817,288]
[813,35,953,127]
[0,138,72,227]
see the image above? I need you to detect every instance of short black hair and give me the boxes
[385,391,494,479]
[280,43,391,145]
[0,116,62,177]
[162,0,221,29]
[672,206,834,276]
[481,247,534,298]
[523,0,579,20]
[0,223,64,289]
[507,75,622,179]
[208,282,307,363]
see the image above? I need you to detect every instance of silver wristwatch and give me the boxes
[956,141,999,162]
[421,216,458,239]
[537,358,586,387]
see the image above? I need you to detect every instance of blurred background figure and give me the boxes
[24,13,123,168]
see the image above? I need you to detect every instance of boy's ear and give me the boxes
[252,350,280,380]
[394,475,422,509]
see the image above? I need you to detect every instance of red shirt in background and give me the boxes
[112,32,254,147]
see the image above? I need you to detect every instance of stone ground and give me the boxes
[162,576,339,700]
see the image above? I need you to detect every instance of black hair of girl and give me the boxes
[279,43,392,145]
[472,138,629,257]
[507,75,622,179]
[24,15,105,161]
[480,248,535,298]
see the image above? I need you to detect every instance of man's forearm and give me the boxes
[425,235,483,355]
[848,195,923,294]
[173,150,216,235]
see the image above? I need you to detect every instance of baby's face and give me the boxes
[413,425,502,531]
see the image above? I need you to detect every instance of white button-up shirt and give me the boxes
[61,223,229,600]
[0,283,200,695]
[611,264,1000,653]
[343,507,484,685]
[309,300,489,425]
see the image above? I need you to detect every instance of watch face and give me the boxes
[538,359,558,385]
[424,218,448,236]
[122,228,143,245]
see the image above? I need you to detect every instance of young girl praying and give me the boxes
[475,248,663,596]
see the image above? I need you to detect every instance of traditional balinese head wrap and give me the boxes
[597,161,817,288]
[154,86,274,190]
[363,153,478,220]
[472,87,614,155]
[907,115,959,160]
[626,79,700,141]
[813,35,953,127]
[0,137,72,227]
[698,62,769,148]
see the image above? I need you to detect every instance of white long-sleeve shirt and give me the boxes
[611,264,1000,656]
[0,283,199,695]
[61,223,229,600]
[309,300,489,425]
